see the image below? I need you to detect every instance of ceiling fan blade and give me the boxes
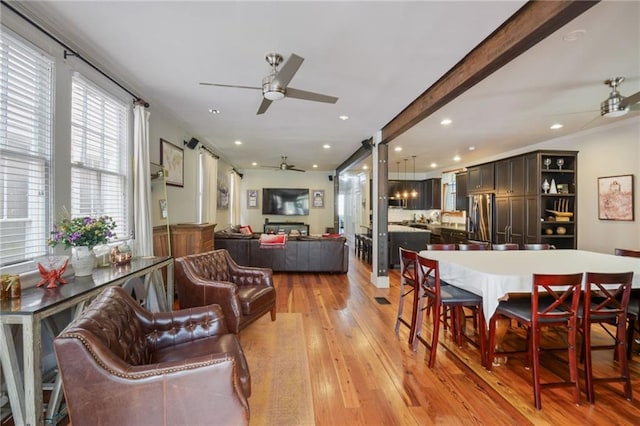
[285,87,338,104]
[621,91,640,108]
[273,54,304,87]
[257,98,272,115]
[289,168,306,173]
[199,82,261,90]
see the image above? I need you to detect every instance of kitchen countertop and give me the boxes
[388,224,430,233]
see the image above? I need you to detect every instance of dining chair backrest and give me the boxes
[524,243,554,250]
[458,243,489,251]
[583,272,633,322]
[399,247,418,284]
[416,256,441,301]
[492,243,519,251]
[615,248,640,258]
[531,273,583,324]
[426,244,456,251]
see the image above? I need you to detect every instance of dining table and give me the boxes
[416,249,640,325]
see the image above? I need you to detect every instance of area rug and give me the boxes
[240,313,315,426]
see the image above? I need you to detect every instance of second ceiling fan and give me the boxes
[200,52,338,115]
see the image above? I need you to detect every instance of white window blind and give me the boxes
[71,74,130,242]
[0,28,53,267]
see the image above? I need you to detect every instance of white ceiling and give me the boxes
[13,1,640,175]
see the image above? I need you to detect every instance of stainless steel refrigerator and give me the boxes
[468,193,493,243]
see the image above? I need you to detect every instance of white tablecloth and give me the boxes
[417,249,640,325]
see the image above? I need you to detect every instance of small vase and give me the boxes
[71,246,96,277]
[542,179,550,194]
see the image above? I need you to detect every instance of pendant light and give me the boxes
[402,159,409,199]
[411,155,418,198]
[395,162,401,199]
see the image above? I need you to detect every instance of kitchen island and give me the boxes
[388,224,431,268]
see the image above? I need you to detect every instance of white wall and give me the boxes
[240,170,334,234]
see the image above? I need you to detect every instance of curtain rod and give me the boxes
[199,145,219,159]
[1,0,149,107]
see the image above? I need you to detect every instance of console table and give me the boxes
[0,256,174,426]
[264,222,309,235]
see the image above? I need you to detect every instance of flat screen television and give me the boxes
[262,188,309,215]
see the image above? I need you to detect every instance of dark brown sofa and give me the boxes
[53,286,250,425]
[175,249,276,333]
[214,234,349,273]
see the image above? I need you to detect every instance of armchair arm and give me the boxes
[141,304,230,351]
[54,337,249,425]
[224,250,274,287]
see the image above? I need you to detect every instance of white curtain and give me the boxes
[198,148,218,224]
[133,105,164,312]
[231,170,242,225]
[133,105,152,255]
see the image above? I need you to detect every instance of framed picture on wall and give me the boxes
[160,139,184,187]
[312,189,324,208]
[598,174,634,221]
[247,189,259,208]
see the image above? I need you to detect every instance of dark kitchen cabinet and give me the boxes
[422,178,441,209]
[494,196,524,247]
[467,163,494,193]
[455,172,468,211]
[495,155,525,196]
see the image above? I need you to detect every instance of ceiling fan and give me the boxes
[600,77,640,117]
[262,156,305,172]
[200,52,338,115]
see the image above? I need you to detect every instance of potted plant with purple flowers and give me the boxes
[48,214,117,276]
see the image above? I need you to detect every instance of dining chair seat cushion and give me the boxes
[496,296,572,323]
[440,286,483,306]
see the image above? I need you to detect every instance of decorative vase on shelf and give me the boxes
[71,246,96,277]
[542,179,550,194]
[549,179,558,194]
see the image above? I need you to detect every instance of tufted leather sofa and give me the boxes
[54,286,251,426]
[175,249,276,334]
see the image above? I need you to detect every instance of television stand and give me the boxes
[264,222,309,235]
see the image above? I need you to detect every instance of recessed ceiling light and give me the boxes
[251,162,257,166]
[563,29,586,42]
[441,118,452,126]
[323,144,331,149]
[208,108,220,114]
[339,115,349,121]
[312,164,318,168]
[468,146,476,151]
[453,155,461,162]
[550,123,563,130]
[234,140,242,145]
[430,162,437,168]
[394,146,402,152]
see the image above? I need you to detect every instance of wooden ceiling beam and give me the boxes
[381,0,599,144]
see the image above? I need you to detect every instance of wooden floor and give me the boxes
[240,251,640,425]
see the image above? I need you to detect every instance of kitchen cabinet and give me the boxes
[525,150,578,249]
[455,172,467,211]
[388,229,431,267]
[422,178,441,209]
[467,163,494,193]
[494,196,525,246]
[495,155,525,196]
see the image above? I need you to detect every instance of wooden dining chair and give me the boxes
[395,248,421,347]
[523,243,555,250]
[614,248,640,360]
[426,243,456,251]
[487,272,583,410]
[579,271,633,403]
[492,243,519,251]
[414,256,486,368]
[458,243,489,251]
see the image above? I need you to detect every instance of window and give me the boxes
[0,28,53,267]
[70,74,130,242]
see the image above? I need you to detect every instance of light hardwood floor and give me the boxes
[240,250,640,425]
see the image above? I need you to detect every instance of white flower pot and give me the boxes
[71,246,96,277]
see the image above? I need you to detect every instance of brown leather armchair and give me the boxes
[175,249,276,333]
[54,286,251,426]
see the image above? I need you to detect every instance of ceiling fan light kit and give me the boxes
[601,77,629,118]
